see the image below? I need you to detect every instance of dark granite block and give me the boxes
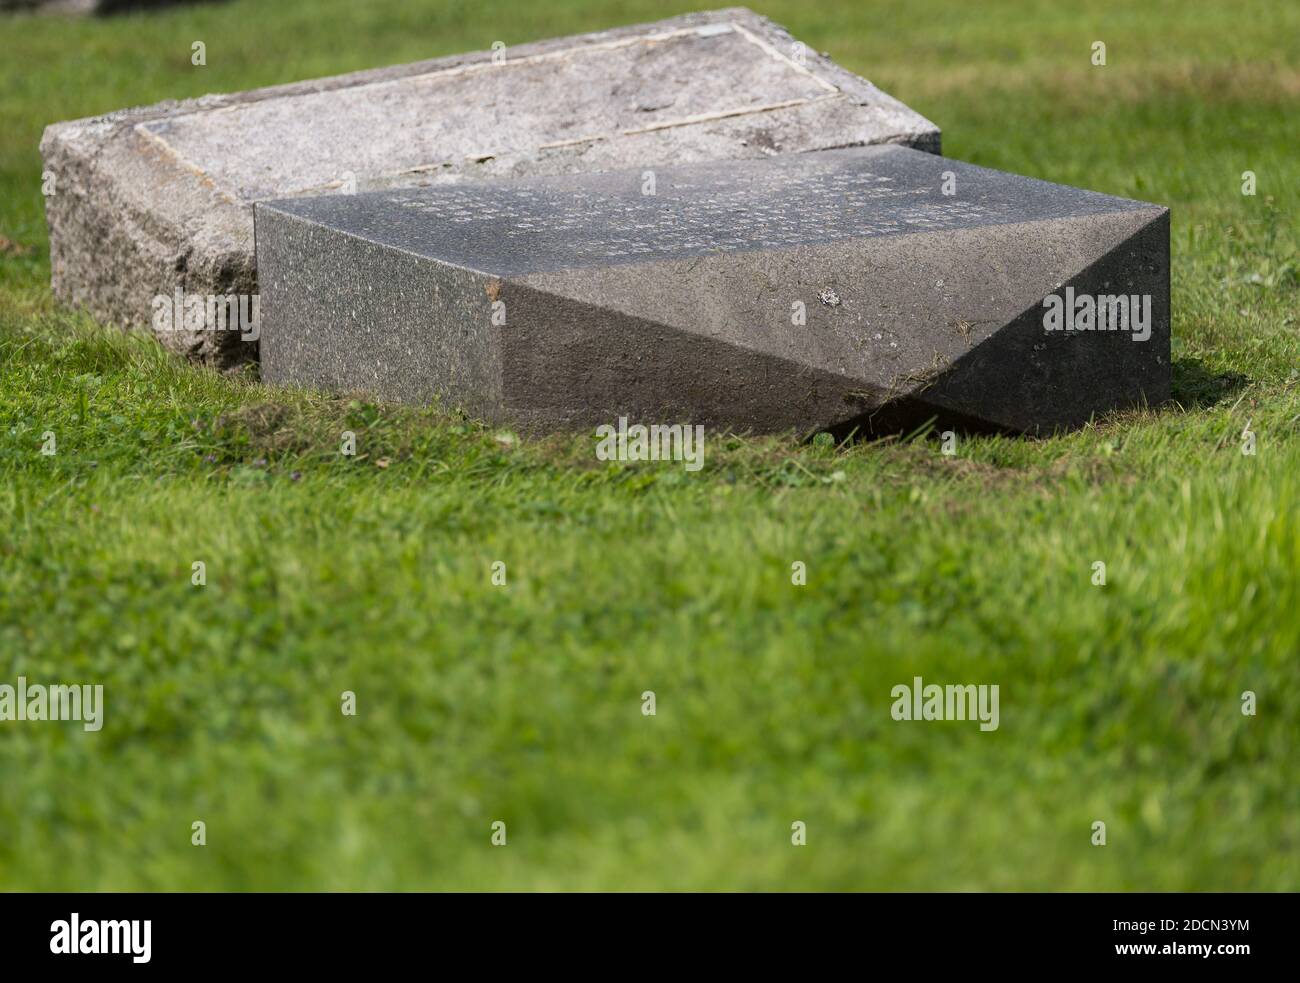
[255,144,1169,436]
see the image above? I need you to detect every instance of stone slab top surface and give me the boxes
[141,17,843,202]
[45,5,939,204]
[258,144,1163,277]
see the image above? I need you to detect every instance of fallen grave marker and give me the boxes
[255,145,1169,436]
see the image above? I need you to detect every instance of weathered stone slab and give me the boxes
[39,7,939,366]
[254,144,1169,436]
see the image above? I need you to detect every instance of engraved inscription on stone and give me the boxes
[389,169,993,262]
[328,149,1146,273]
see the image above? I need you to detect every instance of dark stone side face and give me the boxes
[256,145,1170,436]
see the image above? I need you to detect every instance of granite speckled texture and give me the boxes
[255,144,1170,436]
[39,7,939,367]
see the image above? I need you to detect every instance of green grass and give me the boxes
[0,0,1297,890]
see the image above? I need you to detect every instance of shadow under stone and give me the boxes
[818,397,1012,444]
[1171,358,1249,410]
